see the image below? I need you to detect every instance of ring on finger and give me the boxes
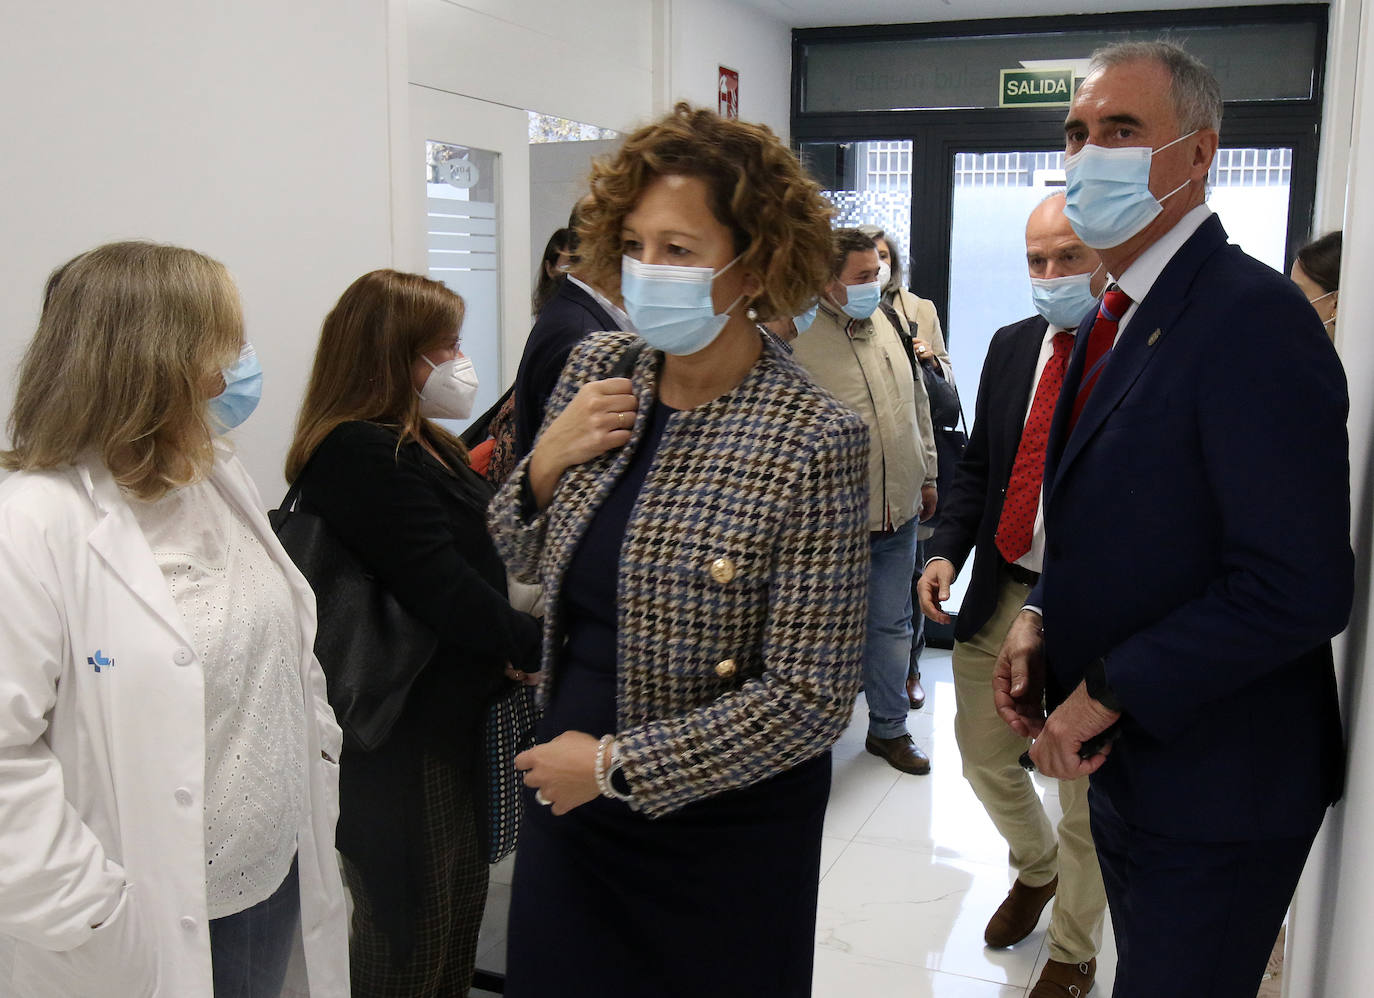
[535,789,552,806]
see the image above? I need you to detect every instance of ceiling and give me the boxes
[733,0,1320,29]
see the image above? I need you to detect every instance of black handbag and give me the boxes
[925,387,970,535]
[270,478,438,753]
[921,362,962,429]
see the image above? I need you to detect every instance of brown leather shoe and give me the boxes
[907,672,926,710]
[1028,957,1095,997]
[864,733,931,775]
[984,875,1058,947]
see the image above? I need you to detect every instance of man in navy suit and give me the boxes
[512,200,628,457]
[919,193,1107,998]
[994,42,1352,997]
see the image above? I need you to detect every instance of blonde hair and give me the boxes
[577,103,835,322]
[2,241,243,500]
[285,270,468,482]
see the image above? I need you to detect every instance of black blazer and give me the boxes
[296,420,540,951]
[1030,215,1351,841]
[512,279,621,456]
[926,314,1048,641]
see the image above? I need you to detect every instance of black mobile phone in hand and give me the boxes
[1018,721,1122,772]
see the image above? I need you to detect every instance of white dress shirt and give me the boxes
[568,274,633,331]
[1110,203,1213,342]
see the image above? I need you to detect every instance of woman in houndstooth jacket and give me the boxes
[488,104,870,997]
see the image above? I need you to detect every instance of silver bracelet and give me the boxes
[593,734,613,797]
[595,736,633,801]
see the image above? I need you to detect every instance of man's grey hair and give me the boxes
[1089,40,1223,134]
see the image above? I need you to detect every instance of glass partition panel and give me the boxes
[799,139,915,281]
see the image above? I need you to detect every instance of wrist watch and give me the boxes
[605,741,633,801]
[1084,657,1123,712]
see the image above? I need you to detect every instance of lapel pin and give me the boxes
[1147,329,1162,346]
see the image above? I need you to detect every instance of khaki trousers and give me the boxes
[952,573,1107,964]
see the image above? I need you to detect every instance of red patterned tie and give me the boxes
[995,330,1075,564]
[1069,286,1133,430]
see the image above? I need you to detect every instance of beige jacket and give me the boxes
[792,299,936,532]
[885,288,956,540]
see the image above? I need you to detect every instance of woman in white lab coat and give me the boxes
[0,242,349,998]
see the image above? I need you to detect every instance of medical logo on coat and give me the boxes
[87,649,115,673]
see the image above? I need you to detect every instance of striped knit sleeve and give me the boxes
[617,409,870,816]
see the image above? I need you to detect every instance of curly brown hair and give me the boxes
[576,103,834,322]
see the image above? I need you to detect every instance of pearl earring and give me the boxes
[746,306,759,321]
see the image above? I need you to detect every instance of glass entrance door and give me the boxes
[941,144,1295,616]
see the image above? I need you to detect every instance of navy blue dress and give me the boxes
[504,400,831,997]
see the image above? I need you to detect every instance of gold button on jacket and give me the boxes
[709,557,737,584]
[714,658,738,678]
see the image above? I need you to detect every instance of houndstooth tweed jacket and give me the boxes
[488,330,870,818]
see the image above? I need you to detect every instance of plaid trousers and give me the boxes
[343,750,489,997]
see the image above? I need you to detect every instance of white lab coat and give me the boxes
[0,445,349,997]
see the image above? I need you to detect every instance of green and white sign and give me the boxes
[999,68,1075,108]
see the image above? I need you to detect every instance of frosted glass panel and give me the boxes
[425,141,501,433]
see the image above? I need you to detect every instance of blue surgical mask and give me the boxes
[209,343,262,432]
[1030,272,1100,330]
[1063,131,1197,249]
[793,302,819,334]
[620,254,745,356]
[837,280,882,320]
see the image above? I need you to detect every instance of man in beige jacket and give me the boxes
[792,228,938,774]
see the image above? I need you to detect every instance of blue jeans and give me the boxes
[209,855,300,998]
[864,516,919,738]
[909,537,926,679]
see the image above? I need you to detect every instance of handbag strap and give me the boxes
[274,466,309,524]
[611,341,645,380]
[953,381,970,436]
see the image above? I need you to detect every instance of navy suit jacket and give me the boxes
[927,314,1049,641]
[512,279,621,456]
[1030,214,1352,841]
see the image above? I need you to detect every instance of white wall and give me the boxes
[529,139,621,291]
[403,0,656,383]
[0,0,394,497]
[1314,0,1363,231]
[668,0,793,140]
[1288,0,1374,993]
[406,0,654,134]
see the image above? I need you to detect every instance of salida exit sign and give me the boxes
[999,68,1076,107]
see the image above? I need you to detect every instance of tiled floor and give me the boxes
[473,648,1117,997]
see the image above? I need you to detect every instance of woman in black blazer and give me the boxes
[286,270,541,997]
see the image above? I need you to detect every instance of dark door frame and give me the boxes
[791,4,1328,326]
